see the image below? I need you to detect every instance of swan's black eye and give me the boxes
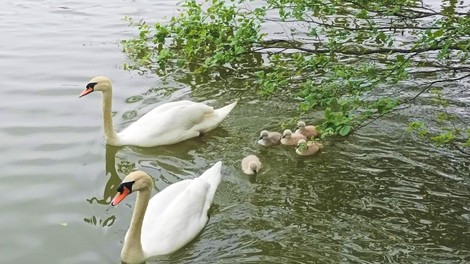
[86,82,97,89]
[117,181,135,193]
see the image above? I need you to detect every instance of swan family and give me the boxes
[79,76,322,263]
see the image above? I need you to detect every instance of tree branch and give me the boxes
[263,17,442,31]
[450,142,470,155]
[256,41,466,56]
[404,73,470,104]
[355,73,470,131]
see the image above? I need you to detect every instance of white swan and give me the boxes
[79,76,237,147]
[111,161,223,264]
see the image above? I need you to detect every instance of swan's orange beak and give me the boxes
[79,87,94,98]
[111,187,131,206]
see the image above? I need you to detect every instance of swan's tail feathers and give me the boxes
[199,101,237,132]
[199,161,223,203]
[215,101,237,117]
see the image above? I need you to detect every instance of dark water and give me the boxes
[1,0,469,263]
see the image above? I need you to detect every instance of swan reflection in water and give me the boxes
[83,138,219,228]
[84,145,126,227]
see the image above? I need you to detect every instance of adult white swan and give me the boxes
[79,76,237,147]
[111,161,223,264]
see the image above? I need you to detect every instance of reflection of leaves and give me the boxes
[102,215,116,227]
[117,160,136,175]
[122,110,137,120]
[83,215,116,227]
[144,87,179,97]
[125,95,144,103]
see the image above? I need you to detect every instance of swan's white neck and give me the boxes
[101,88,120,144]
[121,188,151,264]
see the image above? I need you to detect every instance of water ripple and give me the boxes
[2,0,470,263]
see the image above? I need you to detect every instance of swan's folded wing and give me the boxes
[147,100,195,113]
[117,102,213,146]
[175,103,214,128]
[145,179,193,214]
[141,178,211,256]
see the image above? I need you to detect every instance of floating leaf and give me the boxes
[339,125,351,136]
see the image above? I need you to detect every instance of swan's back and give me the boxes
[140,161,223,256]
[117,101,236,147]
[118,101,209,146]
[192,102,237,133]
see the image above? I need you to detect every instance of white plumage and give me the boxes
[112,161,223,264]
[80,76,237,147]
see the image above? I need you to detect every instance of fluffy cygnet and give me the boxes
[281,129,306,146]
[295,139,323,156]
[295,120,320,138]
[258,130,282,146]
[241,155,262,175]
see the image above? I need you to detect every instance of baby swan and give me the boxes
[281,129,306,146]
[257,130,282,146]
[241,155,262,175]
[295,139,323,156]
[295,121,320,138]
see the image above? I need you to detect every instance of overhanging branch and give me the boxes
[355,73,470,130]
[256,40,467,56]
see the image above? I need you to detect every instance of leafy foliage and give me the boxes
[407,87,470,154]
[122,0,470,154]
[296,140,308,153]
[122,0,264,75]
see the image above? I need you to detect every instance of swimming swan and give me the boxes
[111,161,223,264]
[80,76,237,147]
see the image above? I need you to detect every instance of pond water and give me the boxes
[1,0,469,263]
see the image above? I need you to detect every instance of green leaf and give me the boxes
[465,138,470,147]
[433,28,444,38]
[396,54,405,63]
[339,125,351,136]
[375,31,387,44]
